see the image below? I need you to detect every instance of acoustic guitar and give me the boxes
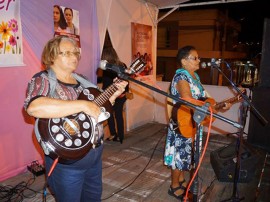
[36,57,146,162]
[169,90,246,139]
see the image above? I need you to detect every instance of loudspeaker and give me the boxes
[247,87,270,152]
[210,143,258,183]
[259,18,270,87]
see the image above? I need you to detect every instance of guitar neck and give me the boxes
[215,96,239,110]
[91,56,146,107]
[93,79,120,107]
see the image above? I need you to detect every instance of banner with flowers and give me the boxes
[0,0,24,67]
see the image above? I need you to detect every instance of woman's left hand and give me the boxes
[109,79,128,104]
[222,102,232,110]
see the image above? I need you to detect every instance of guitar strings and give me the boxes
[94,79,121,106]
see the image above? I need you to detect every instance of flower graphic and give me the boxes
[0,21,12,41]
[8,19,18,33]
[0,19,21,54]
[5,44,11,53]
[9,35,16,46]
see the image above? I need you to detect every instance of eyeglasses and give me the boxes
[187,56,200,61]
[59,51,81,59]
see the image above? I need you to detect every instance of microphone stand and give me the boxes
[192,102,210,202]
[210,61,268,202]
[113,70,244,201]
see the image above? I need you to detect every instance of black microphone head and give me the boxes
[99,60,108,70]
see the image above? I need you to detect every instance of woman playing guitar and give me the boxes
[164,46,232,201]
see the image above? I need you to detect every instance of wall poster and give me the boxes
[53,5,81,47]
[131,22,153,77]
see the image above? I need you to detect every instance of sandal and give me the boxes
[179,179,187,190]
[168,185,185,200]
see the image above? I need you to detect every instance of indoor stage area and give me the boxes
[1,1,270,202]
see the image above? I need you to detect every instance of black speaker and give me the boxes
[259,18,270,87]
[210,143,258,183]
[247,87,270,152]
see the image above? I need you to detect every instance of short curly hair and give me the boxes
[41,36,79,68]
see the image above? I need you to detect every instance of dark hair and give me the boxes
[64,7,73,16]
[176,45,196,66]
[41,36,79,68]
[54,5,67,30]
[101,47,123,66]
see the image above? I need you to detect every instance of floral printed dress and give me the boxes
[164,68,206,170]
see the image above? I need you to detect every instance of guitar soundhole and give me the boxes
[48,113,93,149]
[63,119,80,135]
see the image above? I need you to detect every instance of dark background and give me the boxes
[179,1,269,54]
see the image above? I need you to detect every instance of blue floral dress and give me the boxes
[164,68,206,170]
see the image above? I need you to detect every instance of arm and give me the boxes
[27,97,101,120]
[27,80,128,119]
[108,79,128,104]
[176,80,204,106]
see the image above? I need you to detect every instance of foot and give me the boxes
[113,137,120,142]
[168,185,185,200]
[106,135,115,141]
[179,179,187,191]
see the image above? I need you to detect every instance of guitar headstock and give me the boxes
[128,56,147,74]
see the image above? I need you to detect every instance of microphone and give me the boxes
[99,60,133,74]
[201,58,221,68]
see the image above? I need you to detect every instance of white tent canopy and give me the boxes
[142,0,253,26]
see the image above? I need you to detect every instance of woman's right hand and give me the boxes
[82,101,101,121]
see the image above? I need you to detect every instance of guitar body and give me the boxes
[172,102,196,139]
[201,97,216,125]
[37,87,111,162]
[172,98,216,139]
[171,91,245,139]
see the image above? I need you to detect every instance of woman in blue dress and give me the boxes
[164,46,231,200]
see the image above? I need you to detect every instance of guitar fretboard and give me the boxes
[215,93,243,110]
[93,79,120,107]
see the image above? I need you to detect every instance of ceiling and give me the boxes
[142,0,254,9]
[141,0,255,26]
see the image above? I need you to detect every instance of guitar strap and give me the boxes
[47,68,98,97]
